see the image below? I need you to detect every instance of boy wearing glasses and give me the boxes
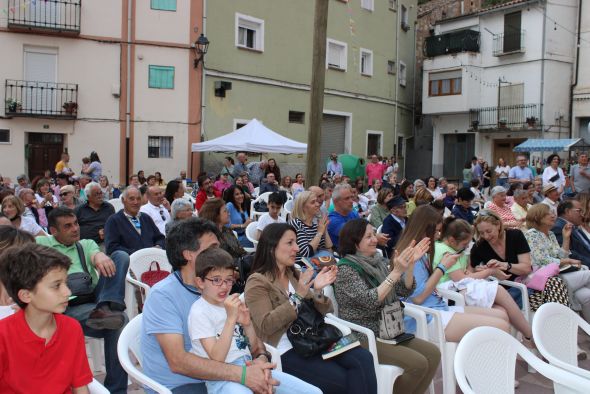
[188,248,320,394]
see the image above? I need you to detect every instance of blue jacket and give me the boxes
[552,217,590,267]
[105,210,166,255]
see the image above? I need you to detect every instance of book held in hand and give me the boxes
[322,333,361,360]
[376,332,415,345]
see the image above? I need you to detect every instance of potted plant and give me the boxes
[526,116,537,127]
[5,98,22,113]
[62,101,78,115]
[498,118,507,128]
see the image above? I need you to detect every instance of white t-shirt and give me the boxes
[188,297,250,363]
[494,165,511,178]
[256,213,286,232]
[427,188,443,200]
[20,216,45,236]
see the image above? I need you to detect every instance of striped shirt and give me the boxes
[289,217,325,264]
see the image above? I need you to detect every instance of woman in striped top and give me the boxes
[289,191,333,264]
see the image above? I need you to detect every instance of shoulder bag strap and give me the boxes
[75,241,90,275]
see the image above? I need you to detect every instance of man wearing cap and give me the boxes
[381,195,408,256]
[541,184,560,215]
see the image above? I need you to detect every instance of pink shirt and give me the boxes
[366,162,386,186]
[214,179,232,192]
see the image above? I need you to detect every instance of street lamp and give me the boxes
[193,33,209,68]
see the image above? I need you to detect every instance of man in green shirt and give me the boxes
[36,206,128,394]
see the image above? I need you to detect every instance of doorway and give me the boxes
[492,138,526,183]
[443,134,475,181]
[27,133,64,179]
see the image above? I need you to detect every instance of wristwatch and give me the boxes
[254,350,272,363]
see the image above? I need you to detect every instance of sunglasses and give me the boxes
[60,192,72,197]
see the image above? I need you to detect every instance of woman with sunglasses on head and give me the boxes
[245,223,377,394]
[58,185,81,210]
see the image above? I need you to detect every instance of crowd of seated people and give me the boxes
[2,151,590,393]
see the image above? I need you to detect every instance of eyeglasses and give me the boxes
[204,277,235,287]
[59,192,71,197]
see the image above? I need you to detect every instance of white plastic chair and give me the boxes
[532,302,590,381]
[245,221,259,248]
[117,314,173,394]
[323,286,405,394]
[252,187,260,198]
[249,192,272,220]
[376,225,382,234]
[282,199,294,221]
[124,248,172,319]
[108,197,123,212]
[454,326,589,394]
[86,337,105,373]
[88,379,110,394]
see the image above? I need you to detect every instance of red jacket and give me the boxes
[195,188,222,211]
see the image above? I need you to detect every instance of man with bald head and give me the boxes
[140,185,171,236]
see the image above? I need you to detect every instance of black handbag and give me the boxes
[67,242,96,306]
[287,298,342,358]
[231,253,254,294]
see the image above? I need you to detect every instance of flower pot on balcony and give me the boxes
[63,101,78,115]
[526,117,537,128]
[5,99,21,113]
[498,118,507,128]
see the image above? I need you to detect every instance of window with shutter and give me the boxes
[327,39,347,71]
[236,14,264,51]
[148,66,175,89]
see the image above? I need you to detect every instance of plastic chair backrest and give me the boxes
[117,314,173,394]
[376,225,383,234]
[129,248,172,280]
[245,221,259,246]
[323,285,339,317]
[88,379,109,394]
[533,302,590,380]
[108,198,123,212]
[454,326,589,394]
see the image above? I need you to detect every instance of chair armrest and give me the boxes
[243,247,256,254]
[436,286,466,306]
[325,316,352,336]
[403,302,448,344]
[403,303,429,340]
[326,313,379,372]
[126,273,151,294]
[264,343,283,371]
[498,279,531,320]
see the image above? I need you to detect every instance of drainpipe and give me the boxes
[125,0,132,183]
[569,0,582,139]
[539,1,546,139]
[199,0,207,175]
[394,2,400,174]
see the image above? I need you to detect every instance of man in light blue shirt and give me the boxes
[509,154,534,184]
[141,218,276,393]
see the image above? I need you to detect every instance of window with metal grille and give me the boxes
[289,111,305,124]
[151,0,176,11]
[149,66,175,89]
[148,136,173,158]
[0,129,10,144]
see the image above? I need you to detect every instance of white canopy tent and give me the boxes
[191,118,307,154]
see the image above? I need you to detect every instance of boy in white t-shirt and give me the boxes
[188,248,321,394]
[256,192,286,240]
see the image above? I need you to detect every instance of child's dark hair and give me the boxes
[195,247,235,279]
[268,191,287,206]
[456,187,475,201]
[0,244,71,308]
[441,217,472,242]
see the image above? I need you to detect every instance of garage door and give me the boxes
[321,115,346,165]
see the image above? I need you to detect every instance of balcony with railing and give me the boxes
[424,30,480,58]
[469,103,541,132]
[493,30,526,56]
[7,0,81,33]
[5,80,78,119]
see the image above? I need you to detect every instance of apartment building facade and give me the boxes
[572,0,589,141]
[0,0,203,184]
[201,0,417,177]
[421,0,578,180]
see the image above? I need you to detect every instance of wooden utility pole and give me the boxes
[305,0,329,186]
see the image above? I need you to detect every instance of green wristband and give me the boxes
[241,365,247,385]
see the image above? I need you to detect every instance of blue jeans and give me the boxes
[206,355,322,394]
[170,383,207,394]
[281,347,377,394]
[496,178,508,189]
[64,250,130,394]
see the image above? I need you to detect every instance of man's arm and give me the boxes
[104,217,133,255]
[156,334,275,393]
